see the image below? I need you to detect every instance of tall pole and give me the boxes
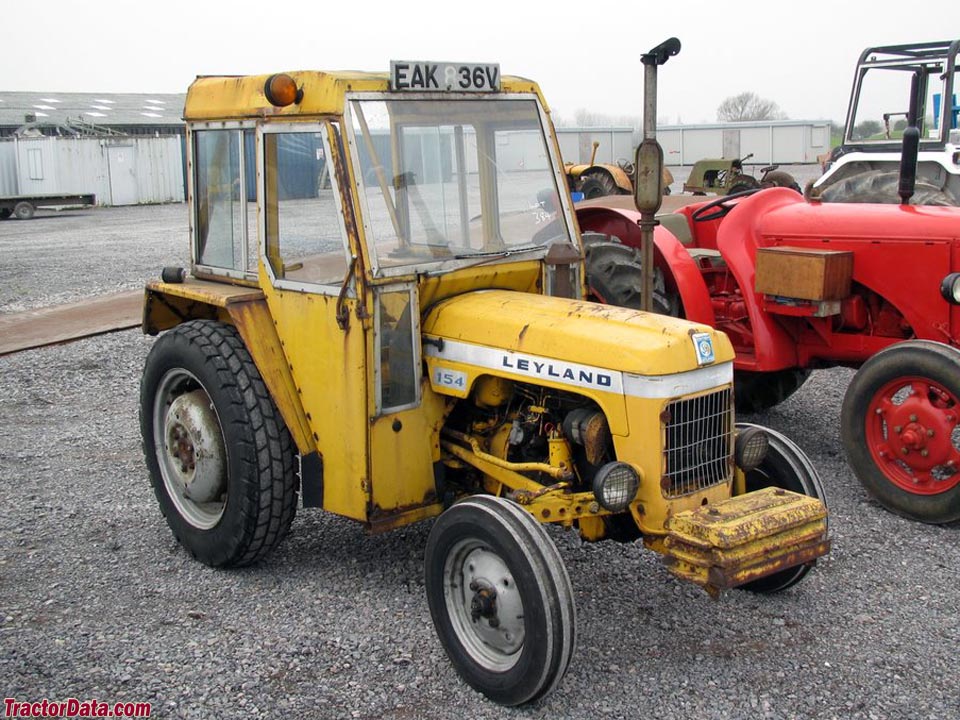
[635,38,680,312]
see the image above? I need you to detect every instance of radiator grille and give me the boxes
[663,387,734,497]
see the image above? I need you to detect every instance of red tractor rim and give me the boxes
[866,375,960,495]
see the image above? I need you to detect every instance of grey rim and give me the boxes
[152,368,228,530]
[443,538,525,672]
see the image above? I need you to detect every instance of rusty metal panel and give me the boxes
[661,487,830,594]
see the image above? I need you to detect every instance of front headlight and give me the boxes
[592,462,641,512]
[734,426,769,471]
[940,273,960,304]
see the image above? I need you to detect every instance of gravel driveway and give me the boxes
[1,187,957,720]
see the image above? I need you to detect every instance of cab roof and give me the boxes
[184,70,548,121]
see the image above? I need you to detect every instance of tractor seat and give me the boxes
[656,212,694,247]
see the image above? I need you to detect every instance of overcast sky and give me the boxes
[1,0,947,125]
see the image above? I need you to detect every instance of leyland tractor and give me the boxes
[139,62,830,705]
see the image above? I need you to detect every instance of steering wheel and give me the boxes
[691,187,762,222]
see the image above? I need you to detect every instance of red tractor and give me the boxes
[578,184,960,525]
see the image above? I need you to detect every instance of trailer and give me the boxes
[0,193,96,220]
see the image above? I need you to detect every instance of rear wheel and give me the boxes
[140,319,298,567]
[761,170,802,193]
[818,170,957,205]
[841,340,960,523]
[582,232,679,316]
[577,171,618,199]
[425,496,576,706]
[736,424,827,593]
[0,208,11,220]
[734,368,811,414]
[727,175,760,195]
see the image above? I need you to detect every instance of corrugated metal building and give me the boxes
[0,135,184,205]
[0,91,186,205]
[555,121,831,167]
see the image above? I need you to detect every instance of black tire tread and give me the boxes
[735,368,811,414]
[424,496,575,705]
[583,233,678,316]
[819,170,957,205]
[140,319,297,567]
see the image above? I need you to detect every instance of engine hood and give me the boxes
[422,290,734,377]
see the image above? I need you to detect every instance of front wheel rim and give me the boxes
[152,368,228,529]
[865,375,960,495]
[443,539,525,672]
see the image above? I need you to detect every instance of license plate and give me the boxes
[390,61,501,92]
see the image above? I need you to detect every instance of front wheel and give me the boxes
[425,496,576,706]
[140,319,298,567]
[736,423,827,593]
[734,368,811,414]
[841,340,960,524]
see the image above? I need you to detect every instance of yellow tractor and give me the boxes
[564,140,674,198]
[140,61,830,706]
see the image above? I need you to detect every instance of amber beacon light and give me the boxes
[264,74,303,107]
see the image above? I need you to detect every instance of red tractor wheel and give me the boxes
[841,340,960,524]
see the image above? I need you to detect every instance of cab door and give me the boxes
[258,121,373,522]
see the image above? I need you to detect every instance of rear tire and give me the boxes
[582,232,679,316]
[577,172,618,199]
[425,496,576,706]
[761,170,802,193]
[140,319,298,567]
[734,368,811,414]
[0,208,11,220]
[818,170,957,205]
[736,424,827,593]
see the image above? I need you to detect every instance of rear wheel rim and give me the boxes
[442,539,525,672]
[152,368,228,528]
[865,375,960,495]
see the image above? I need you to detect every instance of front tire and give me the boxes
[734,368,811,414]
[425,496,576,706]
[841,340,960,524]
[736,423,827,593]
[140,319,298,567]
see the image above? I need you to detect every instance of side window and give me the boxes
[263,129,349,287]
[194,129,244,270]
[376,288,419,412]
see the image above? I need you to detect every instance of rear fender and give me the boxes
[576,206,716,324]
[143,280,315,455]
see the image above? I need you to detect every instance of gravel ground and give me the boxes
[2,181,958,720]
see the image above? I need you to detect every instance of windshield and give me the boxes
[348,97,573,273]
[849,61,957,143]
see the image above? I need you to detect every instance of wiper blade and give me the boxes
[453,244,542,260]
